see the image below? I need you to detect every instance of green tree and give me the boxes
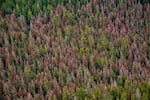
[76,87,87,100]
[1,0,14,14]
[27,9,32,23]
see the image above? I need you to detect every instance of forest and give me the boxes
[0,0,150,100]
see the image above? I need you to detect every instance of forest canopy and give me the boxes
[0,0,150,100]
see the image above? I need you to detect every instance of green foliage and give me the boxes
[90,16,97,27]
[1,0,14,14]
[52,15,61,27]
[43,80,50,92]
[139,81,150,99]
[142,93,149,100]
[0,0,91,22]
[27,9,32,23]
[39,46,47,57]
[97,32,109,51]
[131,93,136,100]
[109,87,122,100]
[112,68,120,80]
[117,77,126,87]
[3,19,8,31]
[0,0,5,6]
[109,42,117,61]
[134,34,141,41]
[13,4,20,17]
[138,0,150,4]
[79,47,90,57]
[88,35,94,48]
[65,10,77,25]
[121,38,129,52]
[53,67,59,81]
[80,0,90,5]
[119,38,129,59]
[0,38,2,47]
[84,26,92,35]
[81,35,88,46]
[62,86,71,100]
[120,90,127,100]
[8,34,15,44]
[92,87,104,100]
[66,25,73,43]
[24,65,36,81]
[101,33,109,50]
[76,87,87,100]
[96,57,109,70]
[20,49,26,60]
